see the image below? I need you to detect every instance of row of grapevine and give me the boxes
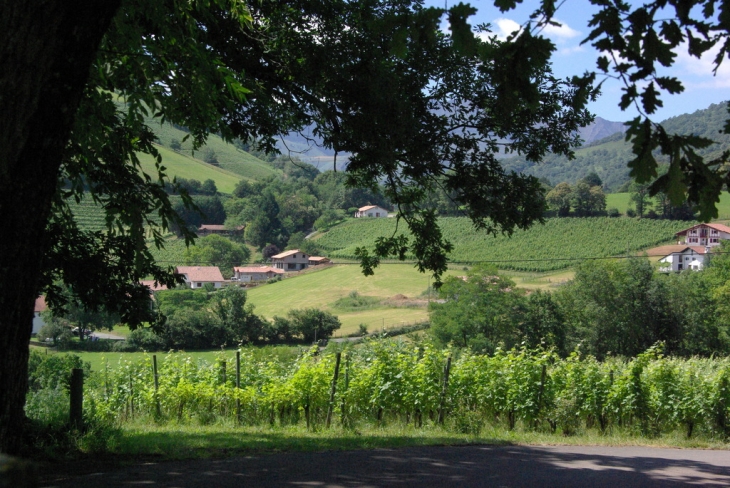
[83,343,730,439]
[315,217,691,271]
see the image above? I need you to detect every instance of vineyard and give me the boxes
[39,343,730,440]
[66,198,107,232]
[315,217,692,271]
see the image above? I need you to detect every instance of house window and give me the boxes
[376,212,380,217]
[288,263,296,270]
[196,282,202,287]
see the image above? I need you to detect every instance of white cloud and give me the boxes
[490,18,522,41]
[541,19,580,40]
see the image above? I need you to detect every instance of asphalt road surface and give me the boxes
[41,444,730,487]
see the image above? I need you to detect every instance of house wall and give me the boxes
[355,206,388,218]
[32,312,44,335]
[273,253,309,271]
[684,226,730,246]
[187,280,223,289]
[660,252,707,271]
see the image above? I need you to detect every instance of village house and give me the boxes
[32,296,47,335]
[648,245,710,272]
[675,223,730,247]
[354,205,389,218]
[308,256,331,266]
[233,266,284,282]
[175,266,225,289]
[271,250,310,271]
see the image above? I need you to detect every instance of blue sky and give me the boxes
[431,1,730,123]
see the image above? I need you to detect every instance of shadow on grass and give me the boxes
[114,428,513,459]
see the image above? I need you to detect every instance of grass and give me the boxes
[137,145,242,194]
[52,345,305,372]
[103,422,730,461]
[606,191,730,218]
[246,264,458,335]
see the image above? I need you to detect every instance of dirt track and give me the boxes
[41,444,730,487]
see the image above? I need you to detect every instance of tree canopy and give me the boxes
[2,0,730,453]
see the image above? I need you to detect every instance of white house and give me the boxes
[175,266,225,289]
[354,205,389,218]
[233,266,284,282]
[648,245,710,272]
[676,223,730,247]
[32,296,47,335]
[271,250,309,271]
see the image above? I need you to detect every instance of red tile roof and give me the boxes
[175,266,225,282]
[234,266,284,274]
[34,296,47,313]
[140,280,169,291]
[676,223,730,235]
[644,245,709,257]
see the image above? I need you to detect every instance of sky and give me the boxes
[430,0,730,123]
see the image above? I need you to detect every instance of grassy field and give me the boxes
[146,118,279,182]
[246,264,459,335]
[606,191,730,218]
[137,145,243,194]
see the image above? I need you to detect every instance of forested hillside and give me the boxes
[502,102,730,191]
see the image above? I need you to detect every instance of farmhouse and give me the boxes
[676,223,730,247]
[354,205,389,218]
[197,224,244,236]
[140,280,168,292]
[646,245,710,272]
[308,256,331,266]
[175,266,225,289]
[271,250,309,271]
[233,266,284,282]
[32,296,47,335]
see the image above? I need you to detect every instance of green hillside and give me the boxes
[246,264,457,335]
[502,101,730,191]
[138,145,242,194]
[145,118,279,182]
[314,217,692,272]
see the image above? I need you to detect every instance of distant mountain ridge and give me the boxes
[578,117,625,145]
[501,101,730,191]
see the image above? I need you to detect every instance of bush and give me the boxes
[126,328,166,351]
[626,208,637,217]
[607,207,620,217]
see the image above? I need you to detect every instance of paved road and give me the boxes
[41,444,730,487]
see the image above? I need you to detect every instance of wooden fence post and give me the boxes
[326,352,342,428]
[153,354,161,417]
[438,356,452,425]
[236,350,241,424]
[340,354,349,427]
[69,368,83,429]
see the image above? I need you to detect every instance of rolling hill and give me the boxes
[501,101,730,191]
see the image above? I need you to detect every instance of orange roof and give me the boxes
[645,245,709,257]
[358,205,378,211]
[676,223,730,236]
[271,249,307,259]
[234,266,284,274]
[34,296,47,313]
[140,280,168,291]
[175,266,225,282]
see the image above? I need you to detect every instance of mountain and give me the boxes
[501,102,730,191]
[578,117,625,145]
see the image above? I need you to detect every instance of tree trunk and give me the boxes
[0,0,121,454]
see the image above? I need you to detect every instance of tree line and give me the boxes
[430,249,730,359]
